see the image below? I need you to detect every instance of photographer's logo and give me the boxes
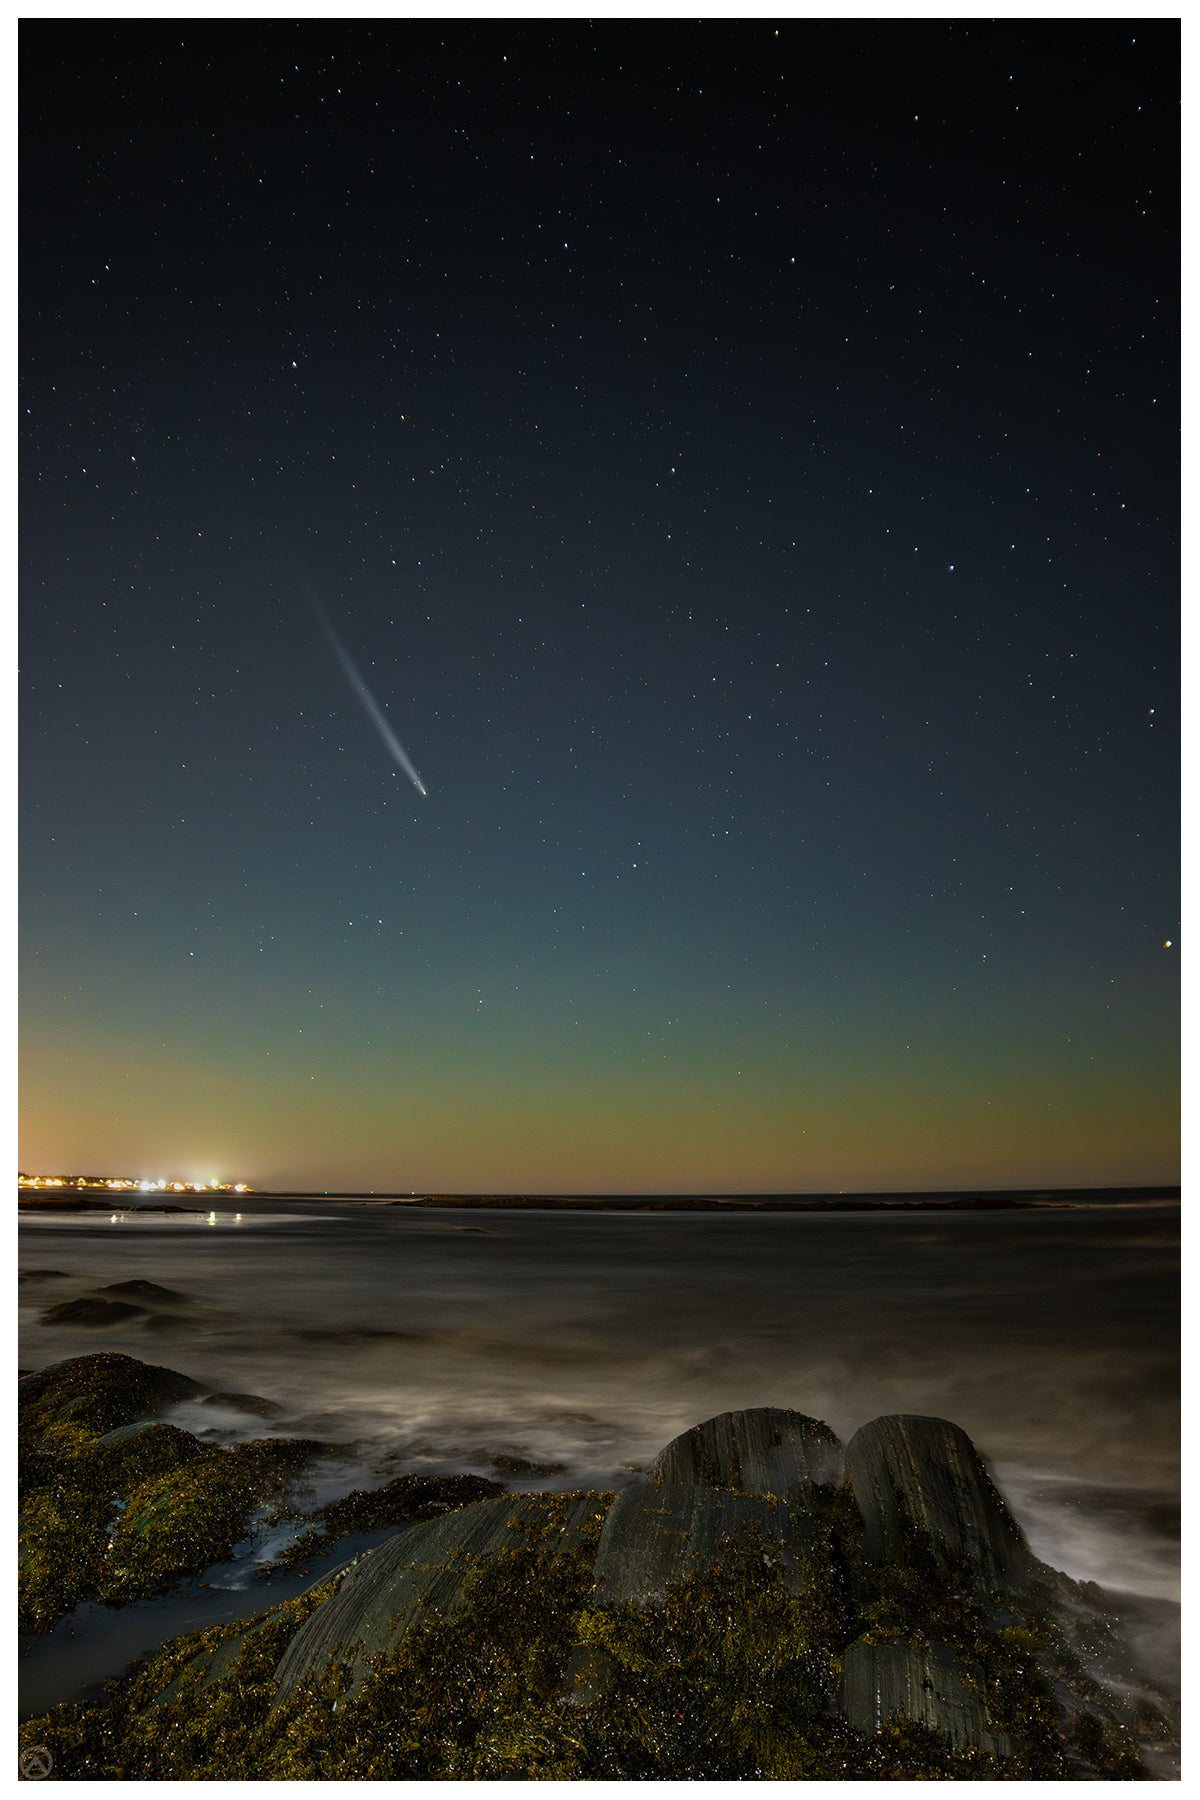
[20,1745,53,1781]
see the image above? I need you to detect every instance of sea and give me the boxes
[18,1194,1180,1745]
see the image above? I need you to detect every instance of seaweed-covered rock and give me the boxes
[19,1354,325,1629]
[273,1490,606,1702]
[590,1480,812,1607]
[646,1407,843,1495]
[20,1352,205,1435]
[99,1438,325,1605]
[844,1415,1033,1590]
[20,1486,113,1632]
[98,1420,206,1485]
[298,1471,504,1550]
[839,1636,1012,1757]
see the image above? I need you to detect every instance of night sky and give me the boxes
[19,17,1179,1194]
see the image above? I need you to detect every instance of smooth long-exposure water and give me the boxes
[19,1197,1179,1724]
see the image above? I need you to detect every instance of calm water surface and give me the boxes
[19,1199,1179,1719]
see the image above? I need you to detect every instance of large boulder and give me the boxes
[590,1480,813,1607]
[844,1414,1033,1590]
[272,1490,604,1703]
[646,1407,843,1495]
[839,1636,1012,1757]
[19,1352,205,1435]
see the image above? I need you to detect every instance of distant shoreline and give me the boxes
[18,1185,1180,1214]
[342,1186,1181,1212]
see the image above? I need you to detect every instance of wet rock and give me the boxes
[646,1406,844,1495]
[99,1438,326,1605]
[590,1479,813,1607]
[1049,1675,1173,1778]
[39,1297,146,1327]
[18,1356,324,1630]
[272,1490,603,1701]
[139,1313,192,1337]
[647,1396,845,1497]
[844,1414,1034,1590]
[197,1390,285,1419]
[292,1325,423,1345]
[98,1420,206,1484]
[95,1280,192,1307]
[280,1471,506,1562]
[839,1636,1012,1757]
[19,1353,205,1435]
[20,1485,112,1632]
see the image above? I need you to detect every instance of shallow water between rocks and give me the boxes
[19,1197,1179,1726]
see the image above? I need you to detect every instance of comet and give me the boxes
[303,582,428,797]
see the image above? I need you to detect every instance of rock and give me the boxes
[38,1298,145,1326]
[278,1471,507,1563]
[292,1326,422,1345]
[838,1636,1012,1757]
[139,1314,192,1337]
[17,1356,326,1629]
[95,1280,192,1307]
[19,1352,205,1434]
[646,1406,844,1495]
[99,1438,325,1606]
[844,1414,1034,1590]
[198,1391,285,1419]
[272,1490,604,1702]
[98,1420,206,1484]
[590,1480,813,1607]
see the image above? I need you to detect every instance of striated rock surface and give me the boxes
[839,1637,1012,1757]
[272,1490,603,1702]
[844,1413,1033,1589]
[646,1406,843,1495]
[590,1480,812,1607]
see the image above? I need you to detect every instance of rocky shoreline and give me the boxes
[18,1352,1176,1779]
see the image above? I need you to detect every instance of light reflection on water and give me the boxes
[19,1199,1179,1709]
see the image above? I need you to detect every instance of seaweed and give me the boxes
[98,1439,326,1605]
[20,1485,114,1634]
[19,1352,203,1436]
[278,1471,505,1564]
[19,1397,324,1628]
[20,1483,1164,1779]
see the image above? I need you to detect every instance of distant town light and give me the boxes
[21,1168,253,1196]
